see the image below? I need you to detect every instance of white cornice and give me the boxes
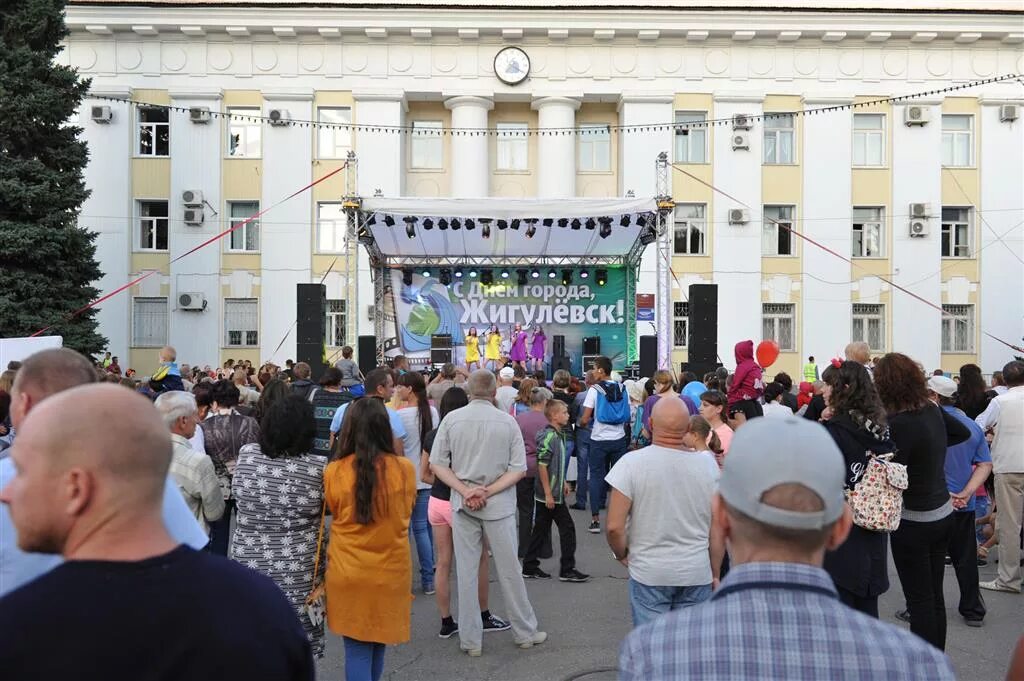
[802,95,855,105]
[168,86,223,100]
[714,93,767,103]
[89,85,132,97]
[261,88,315,101]
[978,96,1024,106]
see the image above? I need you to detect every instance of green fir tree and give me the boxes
[0,0,106,355]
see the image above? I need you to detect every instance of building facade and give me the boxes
[61,0,1024,377]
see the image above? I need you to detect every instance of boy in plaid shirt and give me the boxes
[521,400,590,583]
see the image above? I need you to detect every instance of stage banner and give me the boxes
[388,269,628,375]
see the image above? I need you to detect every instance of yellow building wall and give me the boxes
[671,93,715,283]
[405,101,451,197]
[576,103,618,198]
[489,103,538,197]
[312,90,355,215]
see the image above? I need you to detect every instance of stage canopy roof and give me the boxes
[358,196,659,266]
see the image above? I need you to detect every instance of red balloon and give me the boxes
[756,340,780,368]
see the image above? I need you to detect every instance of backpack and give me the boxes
[846,453,908,532]
[594,381,630,425]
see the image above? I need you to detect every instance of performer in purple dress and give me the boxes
[509,323,528,370]
[529,325,546,373]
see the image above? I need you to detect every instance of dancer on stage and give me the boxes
[509,323,529,371]
[529,325,547,374]
[485,325,502,372]
[464,327,481,372]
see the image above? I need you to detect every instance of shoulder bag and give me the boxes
[845,452,908,532]
[304,495,327,628]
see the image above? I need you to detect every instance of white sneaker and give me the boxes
[979,580,1021,594]
[463,647,482,657]
[517,631,548,649]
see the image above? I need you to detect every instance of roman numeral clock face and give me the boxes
[494,46,530,86]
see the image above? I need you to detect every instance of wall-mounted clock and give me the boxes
[494,46,531,86]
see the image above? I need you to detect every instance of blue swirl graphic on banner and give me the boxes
[399,281,466,352]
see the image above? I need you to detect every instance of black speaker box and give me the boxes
[296,342,326,381]
[639,335,657,378]
[430,349,452,365]
[551,355,571,374]
[357,335,376,376]
[687,284,718,366]
[552,335,566,358]
[583,336,601,356]
[296,284,326,345]
[431,334,452,349]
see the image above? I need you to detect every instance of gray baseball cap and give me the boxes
[719,415,846,531]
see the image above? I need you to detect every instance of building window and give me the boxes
[317,107,352,159]
[225,298,258,347]
[762,303,795,351]
[673,302,689,348]
[316,202,346,253]
[852,207,884,258]
[326,299,346,347]
[764,113,795,165]
[228,201,260,252]
[941,207,972,258]
[132,297,168,347]
[137,107,170,157]
[496,123,528,171]
[941,115,973,167]
[673,204,707,255]
[578,124,611,171]
[942,304,974,353]
[852,114,885,167]
[227,107,261,158]
[762,205,795,256]
[674,112,707,164]
[410,121,443,169]
[852,303,885,352]
[138,200,169,251]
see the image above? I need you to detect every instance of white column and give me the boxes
[444,95,493,198]
[260,91,314,364]
[711,94,765,359]
[891,99,943,370]
[79,86,133,359]
[532,96,581,197]
[168,88,223,366]
[618,94,674,362]
[979,97,1024,371]
[802,96,853,362]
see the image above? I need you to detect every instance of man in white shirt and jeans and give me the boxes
[606,397,723,626]
[579,356,630,534]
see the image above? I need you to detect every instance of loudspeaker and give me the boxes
[357,335,376,376]
[296,342,326,381]
[687,284,718,367]
[430,349,452,365]
[552,335,566,358]
[431,334,452,349]
[583,336,601,356]
[639,335,657,378]
[551,355,571,374]
[582,355,601,373]
[297,284,326,345]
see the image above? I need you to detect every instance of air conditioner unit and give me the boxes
[91,105,112,123]
[999,104,1020,122]
[909,220,929,238]
[182,189,204,206]
[728,208,750,225]
[731,131,750,150]
[909,202,930,219]
[178,292,207,310]
[732,113,752,130]
[268,108,291,126]
[904,105,930,126]
[189,106,211,124]
[184,208,204,226]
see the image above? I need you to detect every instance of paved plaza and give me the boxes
[315,506,1023,680]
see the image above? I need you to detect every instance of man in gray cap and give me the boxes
[619,415,954,680]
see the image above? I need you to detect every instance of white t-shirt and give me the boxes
[605,444,720,587]
[583,385,628,441]
[495,385,519,415]
[762,401,792,419]
[397,405,439,490]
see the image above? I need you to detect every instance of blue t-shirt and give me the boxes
[942,405,991,512]
[329,399,408,442]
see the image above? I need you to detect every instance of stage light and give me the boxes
[530,268,540,279]
[620,215,631,227]
[557,218,568,228]
[481,270,493,285]
[438,219,448,231]
[497,219,508,230]
[599,217,613,239]
[454,268,464,278]
[500,268,510,279]
[570,218,581,230]
[384,214,395,227]
[422,218,434,230]
[585,218,596,230]
[405,219,416,239]
[543,218,554,227]
[561,269,572,286]
[516,269,528,286]
[637,213,647,227]
[366,213,377,226]
[482,223,491,239]
[465,218,475,230]
[596,269,607,286]
[402,268,413,286]
[440,268,452,285]
[469,269,478,278]
[548,269,557,279]
[421,268,431,278]
[451,218,461,230]
[580,269,589,279]
[510,219,521,230]
[525,223,537,238]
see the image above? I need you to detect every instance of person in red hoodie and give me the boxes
[727,340,764,426]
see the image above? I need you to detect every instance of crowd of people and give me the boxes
[0,340,1022,680]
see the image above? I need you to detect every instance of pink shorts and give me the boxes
[427,496,452,527]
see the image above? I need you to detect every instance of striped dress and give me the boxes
[230,444,328,657]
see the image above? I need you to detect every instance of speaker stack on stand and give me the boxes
[430,334,452,366]
[550,335,570,374]
[296,284,328,381]
[582,336,601,374]
[684,284,720,379]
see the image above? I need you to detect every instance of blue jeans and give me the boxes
[343,637,385,681]
[975,496,990,545]
[411,489,435,587]
[628,579,713,628]
[588,435,629,515]
[208,499,235,556]
[574,435,590,508]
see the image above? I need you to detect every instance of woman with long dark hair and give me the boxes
[325,398,416,681]
[874,353,970,651]
[396,371,439,594]
[254,377,290,421]
[954,363,991,420]
[820,361,895,617]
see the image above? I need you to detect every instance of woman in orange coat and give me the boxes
[325,397,416,681]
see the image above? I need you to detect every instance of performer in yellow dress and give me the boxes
[484,325,502,371]
[464,326,481,372]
